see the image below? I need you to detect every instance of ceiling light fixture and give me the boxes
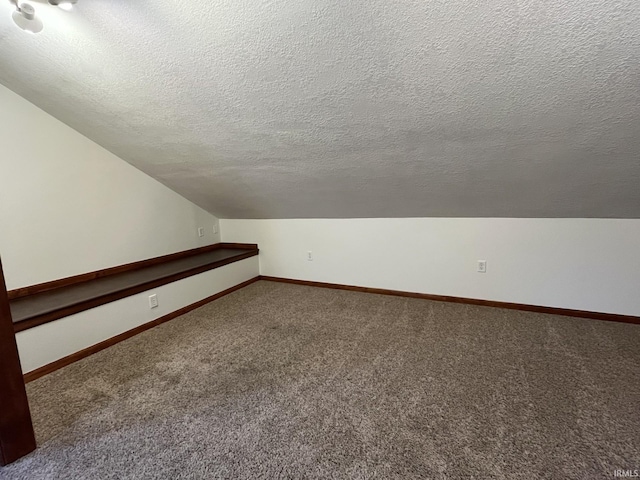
[11,1,43,33]
[9,0,79,33]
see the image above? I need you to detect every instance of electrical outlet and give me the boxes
[149,294,158,308]
[307,251,313,261]
[198,227,204,237]
[477,260,487,273]
[213,224,218,234]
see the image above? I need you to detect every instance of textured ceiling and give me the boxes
[1,0,640,218]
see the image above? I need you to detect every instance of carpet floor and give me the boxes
[2,280,639,479]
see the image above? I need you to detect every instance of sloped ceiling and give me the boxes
[1,0,639,218]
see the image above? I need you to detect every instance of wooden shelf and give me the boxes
[10,244,258,332]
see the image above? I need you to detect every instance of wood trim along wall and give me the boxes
[260,276,640,325]
[13,250,259,333]
[0,257,36,466]
[24,276,260,383]
[23,274,638,384]
[8,243,258,300]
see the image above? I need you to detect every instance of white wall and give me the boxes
[17,256,259,373]
[0,84,220,290]
[221,218,640,317]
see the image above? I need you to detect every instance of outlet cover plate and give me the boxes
[149,294,159,308]
[477,260,487,273]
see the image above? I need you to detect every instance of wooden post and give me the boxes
[0,257,36,465]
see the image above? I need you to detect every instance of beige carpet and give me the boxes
[3,280,639,479]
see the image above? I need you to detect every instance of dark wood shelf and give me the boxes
[11,245,258,332]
